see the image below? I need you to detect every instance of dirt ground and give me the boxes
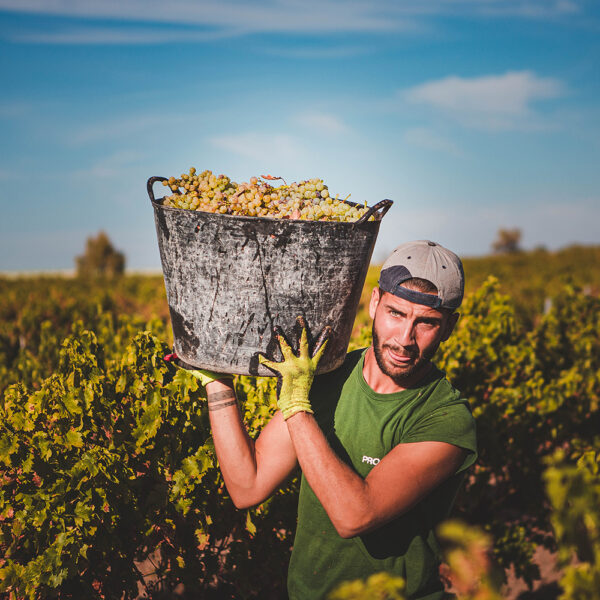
[503,546,562,600]
[134,544,564,599]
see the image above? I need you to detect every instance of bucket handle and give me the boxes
[354,199,393,225]
[147,176,177,204]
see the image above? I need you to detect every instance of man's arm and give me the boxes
[257,319,466,537]
[205,379,299,509]
[285,411,466,538]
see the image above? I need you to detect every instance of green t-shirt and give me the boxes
[287,349,477,600]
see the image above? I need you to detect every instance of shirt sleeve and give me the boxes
[401,402,478,475]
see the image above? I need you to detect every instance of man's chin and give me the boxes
[386,366,419,385]
[377,356,420,383]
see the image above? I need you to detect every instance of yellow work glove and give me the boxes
[164,352,233,387]
[259,316,331,420]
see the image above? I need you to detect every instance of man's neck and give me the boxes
[362,347,433,394]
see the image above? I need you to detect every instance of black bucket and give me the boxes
[148,177,392,376]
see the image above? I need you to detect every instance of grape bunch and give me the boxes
[161,168,371,222]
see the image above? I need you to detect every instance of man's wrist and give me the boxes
[278,381,313,420]
[205,379,234,392]
[283,408,315,424]
[206,380,238,412]
[207,388,238,412]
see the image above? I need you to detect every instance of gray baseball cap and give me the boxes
[378,240,464,310]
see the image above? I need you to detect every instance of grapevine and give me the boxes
[1,247,599,598]
[160,168,371,222]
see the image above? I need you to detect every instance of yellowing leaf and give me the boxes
[246,511,256,537]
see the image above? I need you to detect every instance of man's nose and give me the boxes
[395,320,415,347]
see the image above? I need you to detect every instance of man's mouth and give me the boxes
[385,346,416,365]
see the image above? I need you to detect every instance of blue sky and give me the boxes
[1,0,599,271]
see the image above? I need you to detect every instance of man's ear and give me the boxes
[369,287,381,320]
[441,312,460,342]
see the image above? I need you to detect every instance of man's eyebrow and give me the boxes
[416,315,443,324]
[385,304,406,313]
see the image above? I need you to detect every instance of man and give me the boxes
[183,240,477,599]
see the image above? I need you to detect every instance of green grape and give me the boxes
[160,169,373,222]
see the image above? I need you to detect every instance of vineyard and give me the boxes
[1,245,599,599]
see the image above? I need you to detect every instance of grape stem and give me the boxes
[260,174,287,185]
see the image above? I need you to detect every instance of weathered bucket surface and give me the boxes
[148,176,392,376]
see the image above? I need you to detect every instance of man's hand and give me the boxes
[259,316,331,420]
[164,352,233,387]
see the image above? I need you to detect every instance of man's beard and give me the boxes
[371,322,439,387]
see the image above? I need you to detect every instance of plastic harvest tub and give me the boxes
[148,176,392,376]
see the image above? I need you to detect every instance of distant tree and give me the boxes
[76,231,125,278]
[492,228,522,254]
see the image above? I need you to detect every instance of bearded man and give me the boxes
[185,240,477,599]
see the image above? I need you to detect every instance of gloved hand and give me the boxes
[164,352,233,387]
[259,316,331,420]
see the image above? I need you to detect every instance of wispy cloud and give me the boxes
[0,0,589,45]
[294,112,350,135]
[209,132,305,163]
[260,44,378,60]
[70,149,146,180]
[68,113,193,145]
[473,0,580,18]
[403,71,565,131]
[9,26,238,45]
[403,127,464,156]
[0,0,406,36]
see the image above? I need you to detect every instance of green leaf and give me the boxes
[65,429,83,448]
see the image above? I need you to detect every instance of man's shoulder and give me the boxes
[415,365,472,416]
[309,349,366,424]
[402,366,477,453]
[314,348,365,386]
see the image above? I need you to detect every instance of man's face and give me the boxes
[369,288,458,387]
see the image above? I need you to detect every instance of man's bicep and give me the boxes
[364,441,466,525]
[402,403,477,473]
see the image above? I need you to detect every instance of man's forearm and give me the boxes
[285,412,372,538]
[286,411,467,539]
[205,381,300,509]
[205,380,260,507]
